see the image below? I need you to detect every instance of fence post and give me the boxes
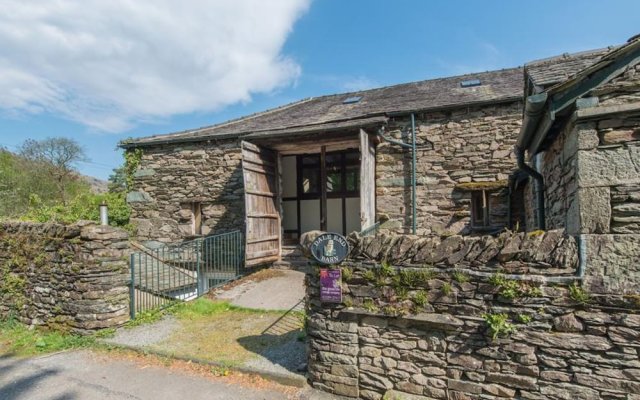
[129,253,136,320]
[196,240,202,297]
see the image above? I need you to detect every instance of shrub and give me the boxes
[22,191,130,227]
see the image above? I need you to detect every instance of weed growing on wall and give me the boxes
[483,313,516,340]
[413,290,428,308]
[489,273,543,299]
[451,270,470,283]
[569,282,591,304]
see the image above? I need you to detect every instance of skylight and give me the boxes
[342,96,362,104]
[460,79,481,88]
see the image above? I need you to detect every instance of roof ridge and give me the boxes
[133,96,316,142]
[306,67,523,100]
[525,46,617,67]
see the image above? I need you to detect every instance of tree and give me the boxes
[19,137,87,204]
[108,165,127,193]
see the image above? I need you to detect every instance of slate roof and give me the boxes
[525,47,616,89]
[123,68,523,147]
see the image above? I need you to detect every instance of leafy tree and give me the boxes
[108,165,127,193]
[19,137,87,204]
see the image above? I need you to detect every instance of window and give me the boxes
[300,155,320,194]
[192,202,202,235]
[471,191,489,228]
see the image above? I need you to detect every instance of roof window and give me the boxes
[342,96,362,104]
[460,79,481,88]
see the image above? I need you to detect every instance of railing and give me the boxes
[359,221,381,237]
[129,230,244,318]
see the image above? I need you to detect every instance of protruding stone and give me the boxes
[554,313,584,332]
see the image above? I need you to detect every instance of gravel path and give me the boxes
[215,269,306,311]
[101,269,309,388]
[104,315,179,348]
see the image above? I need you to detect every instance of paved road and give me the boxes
[214,269,305,311]
[0,350,319,400]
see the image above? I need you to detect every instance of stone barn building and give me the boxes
[121,36,640,273]
[518,37,640,293]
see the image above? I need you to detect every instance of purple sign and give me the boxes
[320,268,342,303]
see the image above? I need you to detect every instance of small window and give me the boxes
[192,202,202,235]
[471,191,489,228]
[460,79,481,88]
[342,96,362,104]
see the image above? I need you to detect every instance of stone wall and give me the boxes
[0,221,130,333]
[531,73,640,293]
[376,101,523,236]
[127,139,244,244]
[306,231,640,399]
[594,63,640,107]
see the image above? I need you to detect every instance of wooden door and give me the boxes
[241,141,281,267]
[360,129,376,229]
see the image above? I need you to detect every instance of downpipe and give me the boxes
[516,146,546,231]
[376,113,418,235]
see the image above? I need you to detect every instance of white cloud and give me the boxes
[0,0,310,132]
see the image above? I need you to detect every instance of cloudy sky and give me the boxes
[0,0,638,179]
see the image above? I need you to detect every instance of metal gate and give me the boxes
[129,230,244,318]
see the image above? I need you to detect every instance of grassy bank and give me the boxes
[0,317,96,357]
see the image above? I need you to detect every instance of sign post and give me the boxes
[309,232,349,303]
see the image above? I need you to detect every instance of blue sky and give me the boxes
[0,0,638,180]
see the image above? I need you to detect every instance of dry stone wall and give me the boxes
[376,101,523,236]
[0,221,130,333]
[127,139,244,245]
[306,231,640,400]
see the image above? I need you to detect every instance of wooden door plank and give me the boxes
[360,129,376,229]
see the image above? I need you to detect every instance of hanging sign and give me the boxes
[309,232,349,265]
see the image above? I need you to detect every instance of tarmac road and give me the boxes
[0,350,315,400]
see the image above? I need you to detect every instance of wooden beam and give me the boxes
[247,235,279,244]
[247,213,279,219]
[245,189,278,197]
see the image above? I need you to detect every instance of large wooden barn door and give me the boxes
[241,141,281,267]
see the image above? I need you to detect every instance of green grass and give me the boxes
[0,317,95,357]
[145,298,305,366]
[451,270,470,283]
[171,298,295,319]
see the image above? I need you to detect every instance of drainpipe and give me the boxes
[376,113,418,234]
[516,146,545,231]
[507,173,515,230]
[516,92,549,231]
[411,114,417,235]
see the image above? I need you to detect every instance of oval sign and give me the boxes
[309,232,349,265]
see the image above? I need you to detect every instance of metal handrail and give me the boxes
[129,230,244,319]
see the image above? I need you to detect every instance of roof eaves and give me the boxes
[518,38,640,156]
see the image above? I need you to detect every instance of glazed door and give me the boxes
[241,141,281,266]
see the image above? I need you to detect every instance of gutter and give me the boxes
[516,93,548,150]
[376,113,418,235]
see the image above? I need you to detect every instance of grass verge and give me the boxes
[0,317,96,357]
